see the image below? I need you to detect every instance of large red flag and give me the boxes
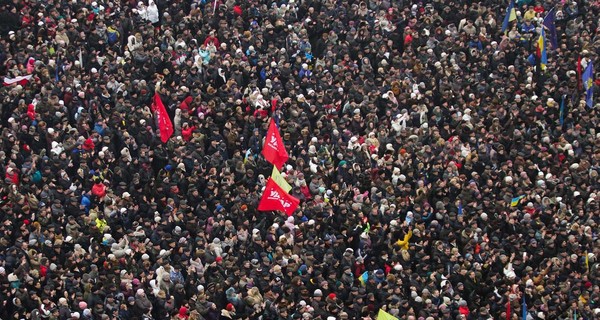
[152,92,173,143]
[258,178,299,216]
[262,118,288,169]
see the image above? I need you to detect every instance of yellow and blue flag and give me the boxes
[359,271,369,286]
[271,165,292,192]
[501,0,517,33]
[583,61,594,108]
[511,195,525,207]
[537,28,548,71]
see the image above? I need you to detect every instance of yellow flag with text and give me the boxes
[271,166,292,193]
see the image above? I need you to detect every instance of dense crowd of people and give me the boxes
[0,0,599,319]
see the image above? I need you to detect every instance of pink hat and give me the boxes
[78,301,87,310]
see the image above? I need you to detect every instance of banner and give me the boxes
[258,178,299,216]
[3,75,33,86]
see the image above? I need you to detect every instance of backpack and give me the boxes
[31,170,42,183]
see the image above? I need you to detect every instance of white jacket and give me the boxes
[147,0,160,23]
[127,35,142,52]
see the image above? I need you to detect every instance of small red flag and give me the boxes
[258,178,299,216]
[506,301,511,320]
[262,118,288,169]
[152,92,173,143]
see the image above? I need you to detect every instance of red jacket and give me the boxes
[204,36,220,48]
[91,182,107,198]
[5,168,19,185]
[182,126,196,141]
[459,305,470,316]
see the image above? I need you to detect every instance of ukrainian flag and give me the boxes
[359,271,369,286]
[537,28,548,71]
[501,0,517,33]
[511,195,525,207]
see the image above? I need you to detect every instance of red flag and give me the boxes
[152,92,174,143]
[258,178,299,216]
[262,118,288,169]
[506,301,511,320]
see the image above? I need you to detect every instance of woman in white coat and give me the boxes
[147,0,160,25]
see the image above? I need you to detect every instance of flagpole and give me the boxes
[522,296,527,320]
[79,47,84,69]
[559,94,566,127]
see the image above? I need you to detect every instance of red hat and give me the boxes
[83,137,95,151]
[215,256,223,263]
[178,306,188,319]
[328,293,336,300]
[24,219,31,225]
[226,303,234,311]
[233,5,242,16]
